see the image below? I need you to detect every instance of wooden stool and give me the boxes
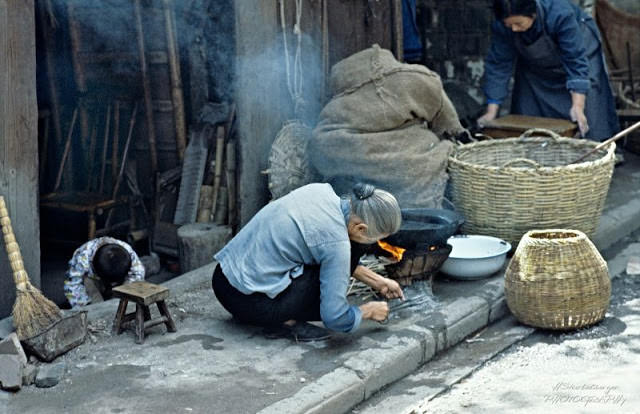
[112,281,177,344]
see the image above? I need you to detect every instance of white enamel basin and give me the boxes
[440,235,512,280]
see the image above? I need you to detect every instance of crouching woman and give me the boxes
[212,182,404,341]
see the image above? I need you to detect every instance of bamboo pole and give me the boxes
[393,0,404,61]
[112,101,121,189]
[226,140,237,228]
[113,103,139,199]
[99,104,112,194]
[85,123,98,192]
[196,185,213,223]
[163,0,187,161]
[105,103,139,230]
[134,0,159,176]
[209,126,225,221]
[627,42,636,103]
[54,107,79,192]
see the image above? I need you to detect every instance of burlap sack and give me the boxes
[310,45,464,208]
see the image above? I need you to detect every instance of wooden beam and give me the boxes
[0,0,40,318]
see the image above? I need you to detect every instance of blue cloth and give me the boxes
[402,0,422,61]
[214,183,362,333]
[483,0,619,140]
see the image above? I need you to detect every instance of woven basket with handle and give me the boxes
[447,129,615,248]
[505,229,611,330]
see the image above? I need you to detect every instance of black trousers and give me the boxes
[212,244,367,327]
[212,264,322,327]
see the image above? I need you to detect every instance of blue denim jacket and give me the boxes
[484,0,591,104]
[214,183,362,333]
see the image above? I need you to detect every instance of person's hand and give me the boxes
[569,105,589,137]
[359,301,389,322]
[378,277,405,301]
[570,91,589,137]
[477,103,499,128]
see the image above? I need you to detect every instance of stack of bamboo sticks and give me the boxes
[196,105,237,229]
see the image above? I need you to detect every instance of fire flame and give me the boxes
[377,240,406,262]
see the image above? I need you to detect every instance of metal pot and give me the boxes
[440,235,511,280]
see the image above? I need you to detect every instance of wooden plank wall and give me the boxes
[234,0,401,226]
[0,0,40,318]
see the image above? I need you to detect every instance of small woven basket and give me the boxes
[264,120,318,199]
[448,129,615,247]
[505,229,611,330]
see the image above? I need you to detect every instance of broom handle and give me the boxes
[0,196,30,290]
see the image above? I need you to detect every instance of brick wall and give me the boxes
[416,0,494,126]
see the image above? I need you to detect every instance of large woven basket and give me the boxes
[505,229,611,330]
[448,129,615,247]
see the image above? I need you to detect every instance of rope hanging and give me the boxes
[279,0,306,117]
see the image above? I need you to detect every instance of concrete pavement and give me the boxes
[1,151,640,414]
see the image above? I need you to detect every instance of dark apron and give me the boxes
[511,5,619,140]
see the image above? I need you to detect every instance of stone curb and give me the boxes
[258,194,640,414]
[256,290,501,414]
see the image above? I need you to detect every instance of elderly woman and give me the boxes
[212,182,404,342]
[478,0,619,140]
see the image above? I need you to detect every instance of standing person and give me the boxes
[477,0,619,140]
[212,183,405,342]
[402,0,423,63]
[64,237,145,307]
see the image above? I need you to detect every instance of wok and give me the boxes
[383,207,465,249]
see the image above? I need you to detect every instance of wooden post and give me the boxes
[0,0,41,318]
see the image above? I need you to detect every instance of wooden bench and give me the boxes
[482,114,577,139]
[112,281,177,344]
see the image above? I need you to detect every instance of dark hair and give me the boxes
[493,0,537,20]
[353,182,375,200]
[93,244,131,285]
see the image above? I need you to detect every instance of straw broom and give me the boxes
[0,196,62,339]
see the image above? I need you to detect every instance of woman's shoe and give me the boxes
[288,322,332,342]
[263,322,331,342]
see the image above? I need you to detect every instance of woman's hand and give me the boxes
[570,92,589,137]
[352,266,405,301]
[477,103,499,128]
[378,277,405,301]
[359,301,389,322]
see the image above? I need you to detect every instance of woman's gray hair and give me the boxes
[348,183,402,239]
